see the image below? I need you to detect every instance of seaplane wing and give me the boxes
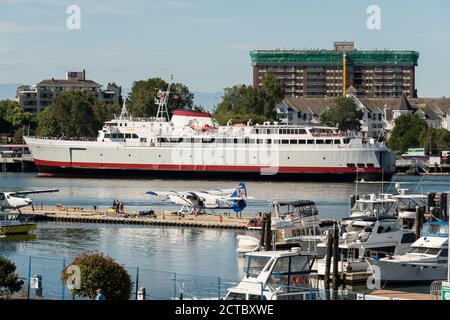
[203,188,236,196]
[146,191,182,198]
[9,189,60,197]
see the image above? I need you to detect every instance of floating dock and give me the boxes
[369,289,434,300]
[21,207,250,230]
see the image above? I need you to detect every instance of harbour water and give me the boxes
[1,172,449,294]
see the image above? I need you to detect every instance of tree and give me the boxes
[388,114,428,154]
[61,252,132,300]
[419,127,450,155]
[320,97,363,131]
[212,74,284,125]
[127,78,194,117]
[0,256,23,298]
[36,90,119,137]
[0,100,33,138]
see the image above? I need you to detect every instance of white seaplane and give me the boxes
[1,189,59,236]
[1,189,59,213]
[147,182,251,215]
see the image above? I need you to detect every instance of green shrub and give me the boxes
[61,252,132,300]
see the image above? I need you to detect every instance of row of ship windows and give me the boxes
[157,137,351,145]
[252,128,308,135]
[105,133,139,139]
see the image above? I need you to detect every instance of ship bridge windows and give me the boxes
[356,163,365,168]
[347,163,356,168]
[124,133,139,139]
[334,139,341,144]
[279,128,307,135]
[315,140,324,144]
[325,140,333,144]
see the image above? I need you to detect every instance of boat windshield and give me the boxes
[422,223,449,237]
[279,204,318,219]
[267,255,311,290]
[408,247,441,255]
[351,201,396,216]
[244,256,271,278]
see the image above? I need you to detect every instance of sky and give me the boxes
[1,0,450,97]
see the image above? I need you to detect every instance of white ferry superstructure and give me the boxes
[24,87,396,181]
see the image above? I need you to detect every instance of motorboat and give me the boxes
[316,193,417,276]
[236,235,260,255]
[224,248,318,300]
[368,221,448,283]
[237,200,324,255]
[316,215,417,276]
[0,212,37,236]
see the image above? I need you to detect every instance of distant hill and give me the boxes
[0,83,22,100]
[193,91,223,112]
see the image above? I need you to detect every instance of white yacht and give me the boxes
[237,200,323,255]
[225,248,318,300]
[316,195,417,276]
[369,221,448,283]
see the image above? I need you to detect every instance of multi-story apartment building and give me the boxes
[16,70,121,114]
[251,41,419,98]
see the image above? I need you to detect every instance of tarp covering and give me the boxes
[250,50,419,66]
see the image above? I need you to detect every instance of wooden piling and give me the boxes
[264,213,272,251]
[324,228,333,287]
[332,223,340,291]
[415,206,425,239]
[427,193,436,214]
[439,193,448,220]
[259,213,267,249]
[350,195,359,208]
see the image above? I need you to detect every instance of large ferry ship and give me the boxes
[24,86,396,181]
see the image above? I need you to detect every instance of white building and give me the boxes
[16,70,121,114]
[275,93,450,138]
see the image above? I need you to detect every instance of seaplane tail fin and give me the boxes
[230,183,248,213]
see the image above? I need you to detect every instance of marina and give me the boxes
[1,172,449,300]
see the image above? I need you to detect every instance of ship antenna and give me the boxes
[119,99,129,119]
[155,81,172,121]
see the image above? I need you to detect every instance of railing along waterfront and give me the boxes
[0,252,431,301]
[0,252,237,300]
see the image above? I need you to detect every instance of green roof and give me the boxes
[250,50,419,66]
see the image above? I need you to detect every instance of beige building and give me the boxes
[16,70,121,114]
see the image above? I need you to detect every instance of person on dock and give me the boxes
[119,201,124,213]
[95,289,106,300]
